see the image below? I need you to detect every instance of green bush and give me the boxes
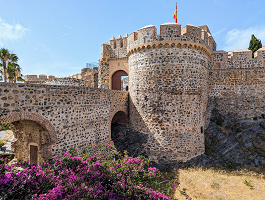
[0,143,179,199]
[225,162,235,170]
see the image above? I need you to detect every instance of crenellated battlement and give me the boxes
[24,74,56,83]
[101,23,217,60]
[210,47,265,69]
[101,33,129,59]
[3,20,265,165]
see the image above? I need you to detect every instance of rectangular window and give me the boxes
[201,126,204,134]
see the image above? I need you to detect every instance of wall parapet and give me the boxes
[127,40,211,59]
[102,23,216,59]
[0,82,129,159]
[210,47,265,69]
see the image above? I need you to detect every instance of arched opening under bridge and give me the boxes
[111,111,147,157]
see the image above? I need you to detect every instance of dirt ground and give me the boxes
[165,165,265,200]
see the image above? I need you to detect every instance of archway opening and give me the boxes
[12,120,51,165]
[111,111,128,152]
[111,111,147,157]
[112,70,128,91]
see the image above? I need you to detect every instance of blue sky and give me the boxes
[0,0,265,78]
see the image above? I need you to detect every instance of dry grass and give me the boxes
[166,165,265,200]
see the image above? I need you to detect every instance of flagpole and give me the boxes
[173,2,177,23]
[176,2,177,24]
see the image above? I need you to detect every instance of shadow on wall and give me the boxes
[110,102,174,170]
[111,110,148,159]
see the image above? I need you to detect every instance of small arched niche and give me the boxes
[12,120,51,165]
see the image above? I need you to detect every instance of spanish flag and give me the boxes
[173,3,177,23]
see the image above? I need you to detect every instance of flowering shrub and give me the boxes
[0,143,179,199]
[0,116,23,160]
[0,116,23,136]
[0,141,6,153]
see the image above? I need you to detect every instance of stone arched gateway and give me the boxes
[2,112,58,165]
[109,107,128,140]
[111,70,128,90]
[110,109,147,157]
[110,110,128,150]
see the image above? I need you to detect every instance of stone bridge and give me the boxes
[0,83,128,164]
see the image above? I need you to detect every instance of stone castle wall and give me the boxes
[128,43,210,163]
[3,22,265,165]
[81,68,98,88]
[0,82,128,164]
[99,22,265,164]
[25,68,99,88]
[205,47,265,126]
[97,23,215,163]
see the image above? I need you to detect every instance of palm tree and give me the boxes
[0,48,22,83]
[0,63,3,81]
[0,48,10,82]
[7,62,24,83]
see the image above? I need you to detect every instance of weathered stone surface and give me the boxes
[2,23,265,165]
[111,123,147,158]
[0,82,128,164]
[170,113,265,168]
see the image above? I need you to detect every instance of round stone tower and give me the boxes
[127,23,215,163]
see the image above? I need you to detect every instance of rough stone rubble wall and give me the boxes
[0,83,128,162]
[80,68,98,88]
[44,78,88,86]
[11,120,50,164]
[98,58,110,89]
[206,48,265,127]
[99,23,215,163]
[129,45,209,163]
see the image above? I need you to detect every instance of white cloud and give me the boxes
[223,26,265,51]
[65,25,72,29]
[0,18,29,44]
[213,28,226,37]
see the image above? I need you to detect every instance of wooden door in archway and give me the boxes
[30,145,38,165]
[112,70,128,90]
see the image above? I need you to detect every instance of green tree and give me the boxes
[7,62,24,83]
[0,63,2,81]
[0,48,10,82]
[0,49,23,82]
[248,34,262,58]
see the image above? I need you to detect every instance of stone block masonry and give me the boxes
[0,83,128,165]
[100,22,215,163]
[4,22,265,165]
[128,42,209,163]
[99,22,265,164]
[206,47,265,126]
